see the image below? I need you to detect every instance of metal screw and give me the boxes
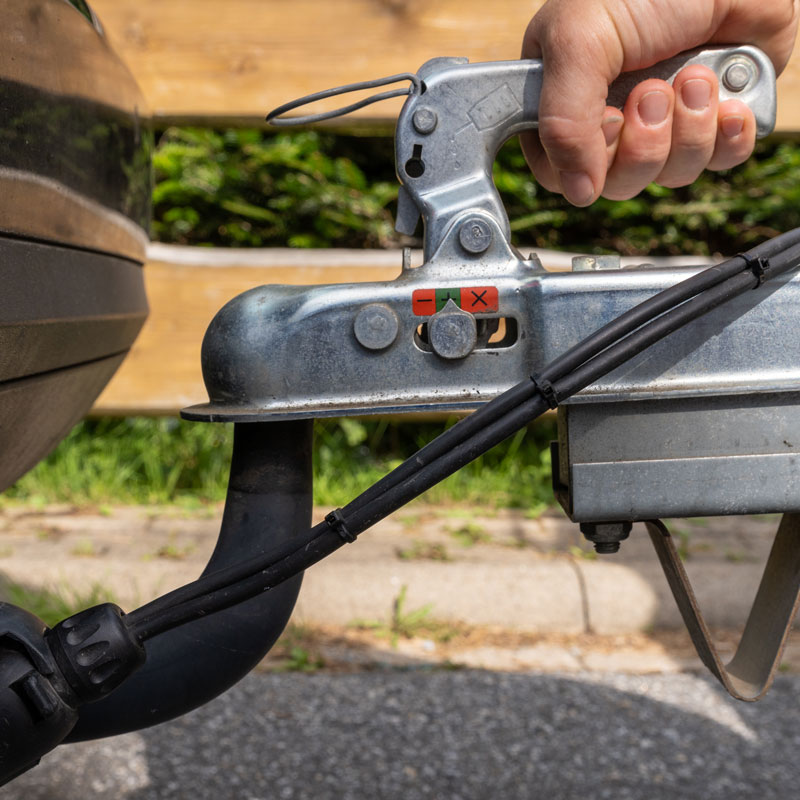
[353,304,399,351]
[579,521,632,554]
[458,218,493,254]
[571,255,622,272]
[429,299,477,360]
[412,107,438,134]
[723,60,755,93]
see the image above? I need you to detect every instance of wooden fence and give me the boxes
[88,0,800,414]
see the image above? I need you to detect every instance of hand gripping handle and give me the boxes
[394,46,777,260]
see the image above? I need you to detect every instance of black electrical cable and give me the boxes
[341,226,800,517]
[126,237,800,642]
[127,238,800,637]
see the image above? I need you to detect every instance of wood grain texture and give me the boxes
[92,247,406,414]
[90,0,800,130]
[89,0,541,122]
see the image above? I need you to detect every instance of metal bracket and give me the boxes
[645,516,800,701]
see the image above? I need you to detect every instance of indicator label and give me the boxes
[412,286,499,316]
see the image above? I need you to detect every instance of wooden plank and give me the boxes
[90,0,536,123]
[92,246,407,415]
[90,0,800,131]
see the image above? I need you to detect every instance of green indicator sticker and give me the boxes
[435,288,461,311]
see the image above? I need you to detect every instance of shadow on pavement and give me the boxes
[5,669,799,799]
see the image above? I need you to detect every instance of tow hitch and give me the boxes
[1,44,799,784]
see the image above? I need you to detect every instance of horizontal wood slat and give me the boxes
[92,247,407,415]
[90,0,800,132]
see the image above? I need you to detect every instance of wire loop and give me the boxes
[266,73,422,126]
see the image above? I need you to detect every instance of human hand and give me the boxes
[521,0,799,205]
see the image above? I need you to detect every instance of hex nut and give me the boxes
[579,521,632,554]
[353,304,399,350]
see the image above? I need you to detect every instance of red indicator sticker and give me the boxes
[412,286,499,316]
[461,286,498,313]
[412,288,436,316]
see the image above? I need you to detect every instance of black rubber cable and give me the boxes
[127,238,800,641]
[128,239,800,637]
[342,227,800,517]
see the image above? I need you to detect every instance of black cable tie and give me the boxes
[530,373,559,409]
[325,508,357,543]
[738,252,770,287]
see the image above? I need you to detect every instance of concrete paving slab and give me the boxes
[0,505,789,635]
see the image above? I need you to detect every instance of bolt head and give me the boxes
[459,218,493,254]
[353,304,399,350]
[412,107,438,134]
[723,61,754,92]
[429,300,477,360]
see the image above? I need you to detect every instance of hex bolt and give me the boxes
[579,521,632,554]
[412,107,438,135]
[723,60,755,93]
[353,304,399,351]
[458,218,493,254]
[429,299,477,360]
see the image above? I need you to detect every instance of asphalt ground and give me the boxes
[7,670,800,799]
[3,505,800,797]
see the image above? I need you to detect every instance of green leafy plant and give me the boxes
[351,585,459,647]
[6,416,557,511]
[273,646,325,673]
[395,541,451,561]
[152,128,398,248]
[448,522,491,547]
[152,128,800,256]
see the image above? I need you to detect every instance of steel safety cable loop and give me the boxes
[266,73,423,126]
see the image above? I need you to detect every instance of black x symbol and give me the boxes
[471,289,488,306]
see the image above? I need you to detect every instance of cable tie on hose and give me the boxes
[530,373,559,409]
[325,508,357,543]
[738,252,770,287]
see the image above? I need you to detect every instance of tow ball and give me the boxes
[1,44,799,785]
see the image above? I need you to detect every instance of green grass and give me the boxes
[3,416,556,512]
[350,585,460,647]
[1,581,115,628]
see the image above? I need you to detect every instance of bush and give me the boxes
[152,127,800,256]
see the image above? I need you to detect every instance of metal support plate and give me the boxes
[646,516,800,701]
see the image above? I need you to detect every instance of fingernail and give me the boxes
[638,91,670,126]
[560,171,595,205]
[681,79,712,111]
[721,115,744,138]
[602,115,623,145]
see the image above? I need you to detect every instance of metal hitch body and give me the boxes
[182,47,800,700]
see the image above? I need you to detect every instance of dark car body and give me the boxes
[0,0,150,491]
